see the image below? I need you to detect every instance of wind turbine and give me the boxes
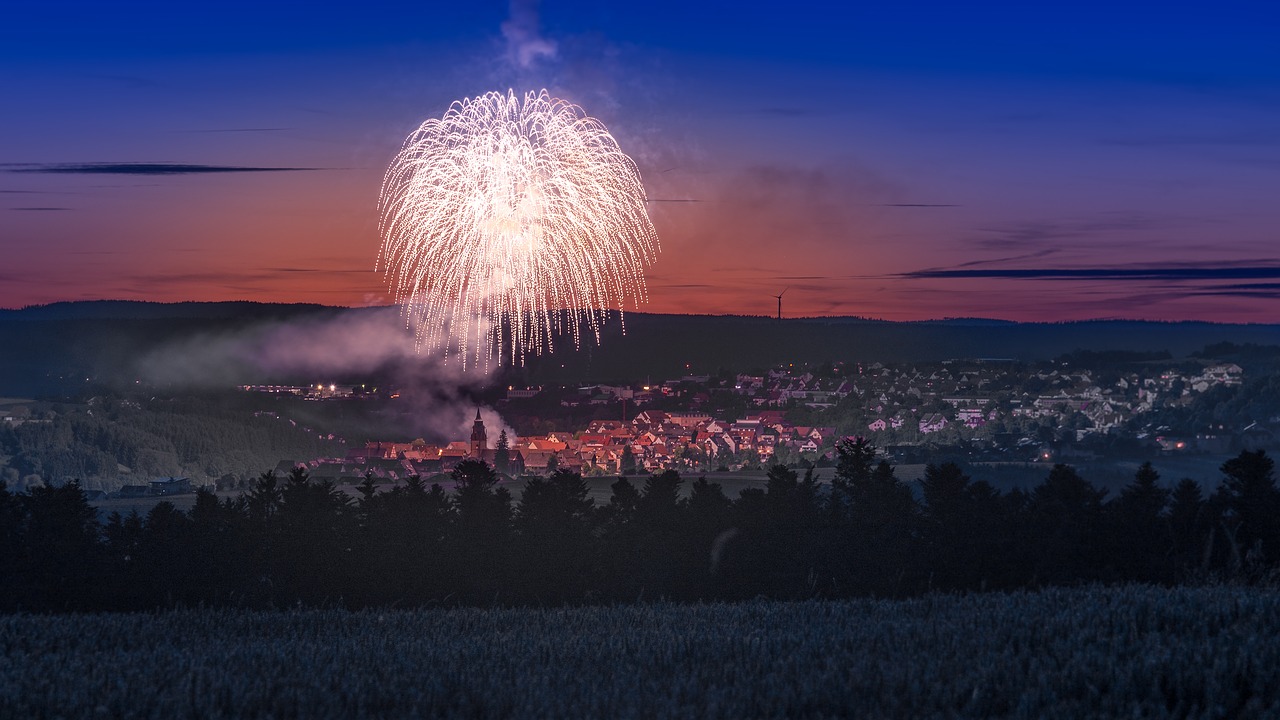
[773,287,788,321]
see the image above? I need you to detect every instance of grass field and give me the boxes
[3,585,1278,718]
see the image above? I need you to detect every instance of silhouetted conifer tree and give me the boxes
[830,437,876,523]
[676,476,733,597]
[1108,462,1172,583]
[20,481,101,609]
[604,476,639,526]
[1218,449,1280,567]
[450,459,512,601]
[0,482,22,609]
[1169,478,1207,576]
[276,467,354,604]
[356,470,378,504]
[358,474,450,604]
[515,469,597,601]
[494,430,511,476]
[620,445,638,476]
[1029,464,1107,584]
[102,509,145,608]
[187,489,250,604]
[630,470,686,597]
[921,463,981,590]
[139,501,192,605]
[724,464,823,598]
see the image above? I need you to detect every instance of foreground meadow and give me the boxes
[3,585,1278,719]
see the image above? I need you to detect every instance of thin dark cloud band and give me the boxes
[180,128,290,133]
[903,267,1280,281]
[2,163,321,175]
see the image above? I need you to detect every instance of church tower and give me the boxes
[470,408,487,458]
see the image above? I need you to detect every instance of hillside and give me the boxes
[2,301,1280,395]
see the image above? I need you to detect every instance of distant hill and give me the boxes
[0,302,350,396]
[0,300,330,322]
[518,313,1280,383]
[2,301,1279,395]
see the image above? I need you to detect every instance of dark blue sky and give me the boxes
[9,3,1277,80]
[4,0,1280,320]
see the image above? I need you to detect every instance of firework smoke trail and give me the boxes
[378,89,659,368]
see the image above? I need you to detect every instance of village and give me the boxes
[265,357,1257,484]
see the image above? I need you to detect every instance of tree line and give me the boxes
[2,440,1278,611]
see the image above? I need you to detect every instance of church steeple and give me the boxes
[470,408,487,458]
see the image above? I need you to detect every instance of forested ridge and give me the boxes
[5,301,1280,396]
[0,397,341,491]
[3,440,1278,612]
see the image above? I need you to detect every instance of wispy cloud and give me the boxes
[127,268,374,287]
[877,203,960,208]
[963,213,1190,251]
[902,265,1280,281]
[3,163,321,175]
[1214,283,1280,290]
[179,128,290,133]
[9,207,70,211]
[82,73,163,89]
[758,107,813,117]
[1100,129,1280,147]
[948,248,1061,269]
[1192,288,1280,299]
[501,0,556,70]
[264,267,371,274]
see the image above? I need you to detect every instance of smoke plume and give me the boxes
[133,306,515,443]
[502,0,557,70]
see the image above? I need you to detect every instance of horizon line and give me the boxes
[2,299,1278,327]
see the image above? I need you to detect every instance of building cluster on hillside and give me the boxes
[241,383,379,399]
[288,407,844,481]
[551,362,1242,438]
[838,361,1245,439]
[280,360,1256,482]
[603,361,1247,443]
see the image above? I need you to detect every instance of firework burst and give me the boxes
[378,89,659,368]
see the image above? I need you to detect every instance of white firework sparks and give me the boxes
[378,89,659,368]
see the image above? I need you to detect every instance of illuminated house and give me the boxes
[918,414,949,434]
[149,476,192,496]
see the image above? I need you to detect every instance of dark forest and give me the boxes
[4,439,1277,612]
